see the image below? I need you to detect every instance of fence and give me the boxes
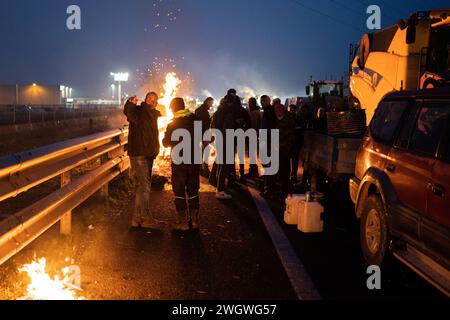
[0,105,122,126]
[0,128,129,266]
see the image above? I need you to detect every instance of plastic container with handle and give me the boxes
[284,194,306,225]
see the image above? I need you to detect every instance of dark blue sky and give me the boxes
[0,0,447,100]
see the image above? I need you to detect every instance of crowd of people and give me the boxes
[124,89,316,231]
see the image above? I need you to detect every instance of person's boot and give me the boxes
[131,216,142,228]
[190,209,199,230]
[173,210,190,231]
[141,214,166,229]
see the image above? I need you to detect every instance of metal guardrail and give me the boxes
[0,128,130,266]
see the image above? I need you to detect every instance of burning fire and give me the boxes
[158,72,182,157]
[160,72,181,120]
[18,258,84,300]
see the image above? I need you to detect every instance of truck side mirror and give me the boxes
[406,26,416,44]
[397,19,407,30]
[305,86,310,96]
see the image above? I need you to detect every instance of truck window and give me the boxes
[370,101,408,144]
[409,101,450,157]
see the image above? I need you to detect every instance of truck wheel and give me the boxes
[360,195,389,266]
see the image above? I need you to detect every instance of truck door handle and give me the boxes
[432,184,445,198]
[386,164,396,172]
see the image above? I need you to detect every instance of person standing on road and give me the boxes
[163,98,201,231]
[208,97,225,187]
[124,92,164,229]
[231,96,251,183]
[288,104,301,183]
[275,103,295,197]
[195,97,214,175]
[260,95,277,199]
[248,97,262,179]
[211,94,236,200]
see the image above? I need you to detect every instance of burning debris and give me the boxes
[18,258,84,300]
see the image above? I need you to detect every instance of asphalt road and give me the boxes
[0,159,445,300]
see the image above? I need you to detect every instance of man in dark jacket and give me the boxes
[274,103,295,196]
[195,97,213,134]
[248,97,261,178]
[260,95,277,199]
[195,97,213,175]
[211,95,236,200]
[163,98,201,231]
[230,96,251,183]
[124,92,163,229]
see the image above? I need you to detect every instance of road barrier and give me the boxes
[0,128,130,266]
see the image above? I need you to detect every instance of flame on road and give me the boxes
[18,258,84,300]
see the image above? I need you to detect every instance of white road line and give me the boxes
[247,183,321,300]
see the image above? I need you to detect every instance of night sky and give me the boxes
[0,0,447,100]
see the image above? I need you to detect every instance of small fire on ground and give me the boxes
[18,257,84,300]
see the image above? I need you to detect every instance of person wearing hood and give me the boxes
[163,98,201,231]
[124,92,164,229]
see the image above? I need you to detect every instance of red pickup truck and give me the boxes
[349,87,450,296]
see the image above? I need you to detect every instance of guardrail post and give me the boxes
[60,171,72,235]
[99,154,109,199]
[118,130,132,180]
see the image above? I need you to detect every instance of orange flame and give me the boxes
[18,258,84,300]
[158,72,182,157]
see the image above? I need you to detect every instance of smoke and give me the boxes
[192,52,298,101]
[237,86,256,98]
[201,89,214,98]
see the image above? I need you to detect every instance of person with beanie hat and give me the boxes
[163,98,201,231]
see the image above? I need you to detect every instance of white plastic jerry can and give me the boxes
[298,201,324,233]
[284,194,306,225]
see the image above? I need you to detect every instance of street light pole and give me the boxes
[110,72,129,106]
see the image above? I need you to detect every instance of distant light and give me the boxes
[67,98,74,102]
[32,83,37,87]
[111,72,129,82]
[60,85,65,91]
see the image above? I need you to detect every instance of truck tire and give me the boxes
[360,195,390,266]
